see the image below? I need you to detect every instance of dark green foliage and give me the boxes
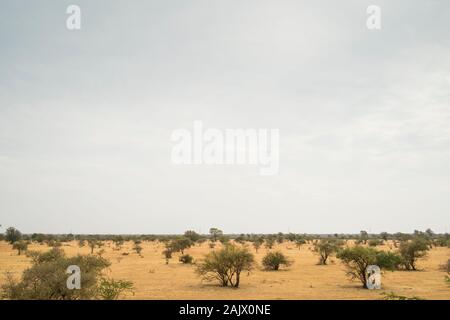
[313,239,343,265]
[209,228,223,242]
[5,227,22,244]
[196,244,254,288]
[1,248,110,300]
[184,230,201,242]
[179,254,194,264]
[368,239,384,247]
[336,246,401,288]
[262,251,292,271]
[97,278,134,300]
[12,240,28,255]
[399,238,430,270]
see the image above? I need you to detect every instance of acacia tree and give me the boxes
[209,228,223,242]
[173,237,193,254]
[184,230,201,242]
[163,248,173,264]
[265,238,275,250]
[12,241,28,255]
[196,244,254,288]
[399,238,430,270]
[253,241,262,253]
[313,239,343,265]
[359,231,369,244]
[337,246,401,288]
[133,243,143,256]
[88,239,98,254]
[295,239,306,250]
[5,227,22,244]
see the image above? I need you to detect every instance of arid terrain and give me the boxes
[0,240,449,300]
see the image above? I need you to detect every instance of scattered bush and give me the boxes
[262,251,292,271]
[313,239,343,265]
[163,249,172,264]
[167,237,193,254]
[12,241,28,255]
[184,230,201,242]
[398,238,430,270]
[179,254,194,264]
[252,241,262,253]
[133,243,143,256]
[209,228,223,242]
[196,244,254,288]
[368,239,384,247]
[97,278,134,300]
[295,239,306,250]
[1,248,110,299]
[264,238,275,249]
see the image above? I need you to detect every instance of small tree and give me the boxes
[196,244,254,288]
[133,243,143,256]
[184,230,201,242]
[172,237,193,254]
[88,239,98,254]
[313,239,342,265]
[78,239,85,247]
[295,239,306,250]
[5,227,22,244]
[12,241,28,255]
[336,246,401,288]
[380,232,389,241]
[265,238,275,250]
[359,230,369,244]
[399,238,430,270]
[113,238,124,251]
[209,228,223,242]
[253,241,262,253]
[262,251,292,271]
[163,249,173,264]
[97,278,134,300]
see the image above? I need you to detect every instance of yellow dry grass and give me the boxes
[0,240,449,300]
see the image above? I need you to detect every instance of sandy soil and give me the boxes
[0,240,449,300]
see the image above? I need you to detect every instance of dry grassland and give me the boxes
[0,240,449,300]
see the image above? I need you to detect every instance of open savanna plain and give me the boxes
[0,240,449,300]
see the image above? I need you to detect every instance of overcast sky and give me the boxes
[0,0,449,234]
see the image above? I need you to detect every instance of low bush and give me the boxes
[262,251,292,271]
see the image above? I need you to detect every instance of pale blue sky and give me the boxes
[0,0,449,234]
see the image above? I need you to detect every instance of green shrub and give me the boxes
[399,238,429,270]
[1,248,110,300]
[12,241,28,255]
[336,246,400,288]
[5,227,22,244]
[368,239,384,247]
[313,239,343,265]
[196,244,254,288]
[179,254,194,264]
[262,251,292,271]
[97,278,134,300]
